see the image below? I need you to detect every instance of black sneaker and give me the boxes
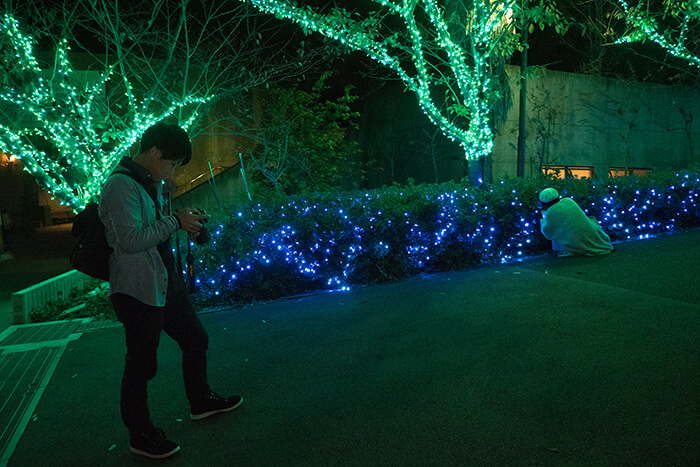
[129,427,180,459]
[190,392,243,420]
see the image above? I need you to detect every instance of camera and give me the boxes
[192,208,210,245]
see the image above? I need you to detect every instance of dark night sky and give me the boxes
[18,0,697,91]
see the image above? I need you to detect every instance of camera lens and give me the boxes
[195,226,210,245]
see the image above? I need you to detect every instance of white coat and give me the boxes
[540,198,613,256]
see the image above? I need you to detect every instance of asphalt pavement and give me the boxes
[4,228,700,466]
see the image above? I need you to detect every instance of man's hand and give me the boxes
[176,207,208,238]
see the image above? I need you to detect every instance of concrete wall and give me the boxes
[493,65,700,178]
[175,67,700,209]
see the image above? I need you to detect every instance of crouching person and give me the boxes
[538,187,614,257]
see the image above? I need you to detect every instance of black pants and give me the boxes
[111,286,210,434]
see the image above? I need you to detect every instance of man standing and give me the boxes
[539,187,614,257]
[99,122,242,459]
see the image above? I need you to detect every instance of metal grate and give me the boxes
[0,320,87,466]
[0,321,81,347]
[0,347,62,464]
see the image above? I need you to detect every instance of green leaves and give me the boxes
[615,0,700,68]
[193,168,700,309]
[523,0,572,33]
[241,73,359,197]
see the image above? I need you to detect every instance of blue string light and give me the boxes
[190,172,700,307]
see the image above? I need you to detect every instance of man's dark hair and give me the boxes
[139,122,192,165]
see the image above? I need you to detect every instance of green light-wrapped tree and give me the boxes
[616,0,700,69]
[0,0,329,211]
[239,0,569,172]
[0,13,205,211]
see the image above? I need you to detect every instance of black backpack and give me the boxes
[70,202,111,281]
[70,168,154,281]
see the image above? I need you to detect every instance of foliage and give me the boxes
[189,168,700,309]
[493,0,572,58]
[232,72,360,197]
[34,168,700,321]
[29,279,113,323]
[615,0,700,72]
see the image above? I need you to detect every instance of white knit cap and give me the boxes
[539,188,559,203]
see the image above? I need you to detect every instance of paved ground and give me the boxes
[3,229,700,466]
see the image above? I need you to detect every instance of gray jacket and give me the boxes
[99,164,180,307]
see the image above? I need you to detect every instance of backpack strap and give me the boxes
[110,164,163,219]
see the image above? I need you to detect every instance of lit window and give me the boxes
[609,167,652,177]
[542,166,595,179]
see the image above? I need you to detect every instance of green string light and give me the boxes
[240,0,507,161]
[616,0,700,68]
[0,14,212,211]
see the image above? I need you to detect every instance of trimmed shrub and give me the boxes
[29,279,113,323]
[190,169,700,309]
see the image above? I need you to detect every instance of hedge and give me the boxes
[36,169,700,320]
[190,169,700,309]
